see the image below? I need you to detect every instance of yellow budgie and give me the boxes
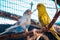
[37,3,60,40]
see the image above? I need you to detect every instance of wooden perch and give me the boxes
[0,10,21,21]
[47,11,60,30]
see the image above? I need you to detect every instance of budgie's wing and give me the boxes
[0,15,27,36]
[0,17,27,36]
[38,14,50,27]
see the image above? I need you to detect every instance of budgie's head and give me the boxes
[37,3,46,11]
[24,9,32,15]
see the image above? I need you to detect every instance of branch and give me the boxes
[47,11,60,30]
[0,10,21,21]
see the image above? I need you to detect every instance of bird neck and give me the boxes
[38,8,47,16]
[38,10,44,16]
[23,14,31,19]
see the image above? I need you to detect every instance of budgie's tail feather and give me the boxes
[50,27,60,40]
[0,30,8,36]
[51,30,60,40]
[50,27,57,32]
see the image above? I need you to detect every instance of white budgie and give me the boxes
[0,9,32,35]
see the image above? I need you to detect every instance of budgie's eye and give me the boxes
[37,4,40,7]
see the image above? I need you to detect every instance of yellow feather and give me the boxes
[37,3,60,40]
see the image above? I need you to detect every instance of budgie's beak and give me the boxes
[28,11,32,14]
